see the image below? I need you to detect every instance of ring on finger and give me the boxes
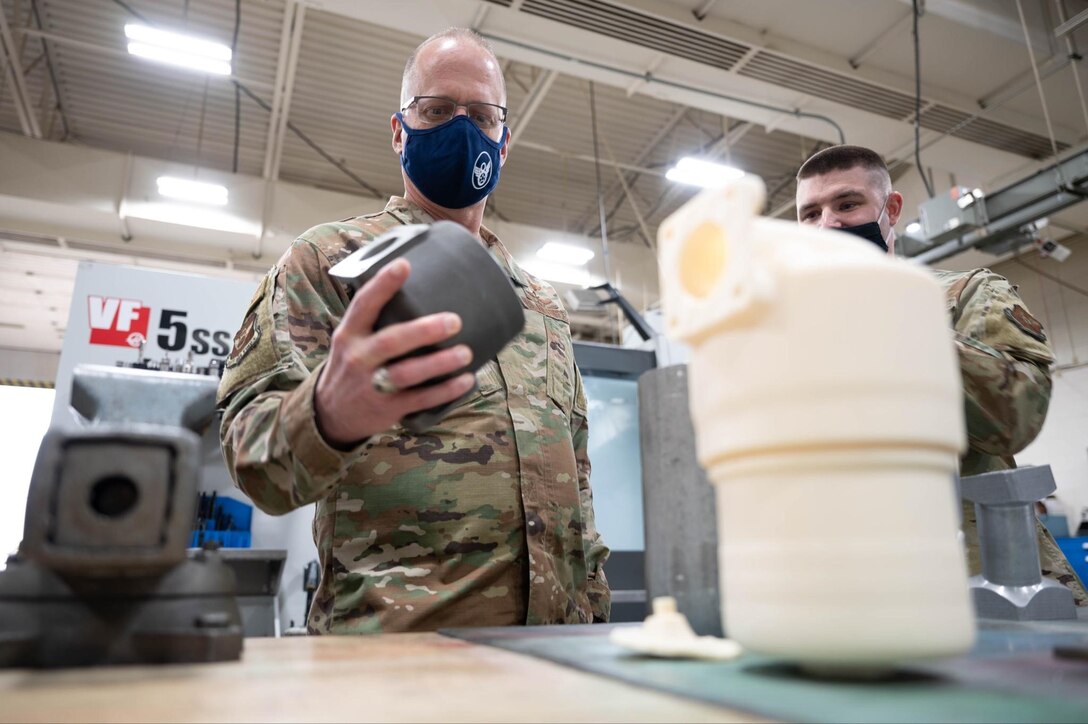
[371,366,398,395]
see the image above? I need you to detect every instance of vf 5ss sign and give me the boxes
[87,295,150,348]
[87,295,232,356]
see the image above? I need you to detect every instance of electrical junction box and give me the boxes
[919,186,988,244]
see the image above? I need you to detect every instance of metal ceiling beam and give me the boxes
[259,0,305,259]
[516,139,667,177]
[911,145,1088,263]
[764,139,827,218]
[893,0,1052,50]
[768,187,802,219]
[470,2,489,30]
[0,2,42,138]
[849,9,913,69]
[1054,0,1088,142]
[882,49,1081,186]
[602,135,654,249]
[1054,7,1088,37]
[764,100,810,135]
[977,52,1069,110]
[578,104,688,235]
[691,0,719,22]
[728,45,760,75]
[29,0,70,140]
[263,0,304,182]
[508,68,556,143]
[638,120,754,224]
[624,54,664,96]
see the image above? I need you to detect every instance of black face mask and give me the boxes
[840,221,888,252]
[839,194,890,252]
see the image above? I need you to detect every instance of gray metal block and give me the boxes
[220,549,287,637]
[639,365,722,637]
[0,548,244,667]
[0,365,243,667]
[960,465,1056,505]
[70,364,218,431]
[971,575,1078,621]
[235,596,278,638]
[960,465,1076,621]
[22,426,200,574]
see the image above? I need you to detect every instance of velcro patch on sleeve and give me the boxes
[1004,305,1047,342]
[217,272,282,406]
[226,311,261,368]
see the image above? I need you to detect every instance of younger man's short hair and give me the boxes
[797,145,891,190]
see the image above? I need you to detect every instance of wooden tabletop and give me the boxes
[0,633,755,723]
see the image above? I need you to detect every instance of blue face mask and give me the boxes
[396,113,506,210]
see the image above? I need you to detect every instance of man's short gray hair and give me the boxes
[400,28,506,108]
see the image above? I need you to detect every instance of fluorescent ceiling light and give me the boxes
[125,24,232,60]
[521,260,595,287]
[126,201,260,237]
[665,157,744,188]
[128,44,232,75]
[537,241,595,266]
[157,176,229,206]
[905,221,922,235]
[125,24,232,76]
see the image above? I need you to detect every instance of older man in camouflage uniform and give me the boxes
[217,28,610,633]
[796,144,1086,605]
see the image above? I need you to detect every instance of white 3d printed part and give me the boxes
[610,597,743,660]
[656,176,975,670]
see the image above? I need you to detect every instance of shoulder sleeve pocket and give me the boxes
[217,270,283,405]
[545,316,576,416]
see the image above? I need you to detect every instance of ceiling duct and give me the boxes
[0,229,63,247]
[738,51,918,120]
[515,0,1066,160]
[521,0,750,71]
[916,105,1062,160]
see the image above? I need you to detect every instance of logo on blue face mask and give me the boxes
[472,152,492,190]
[396,113,506,209]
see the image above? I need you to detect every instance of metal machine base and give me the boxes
[0,547,243,668]
[961,465,1078,622]
[639,365,722,637]
[970,574,1078,621]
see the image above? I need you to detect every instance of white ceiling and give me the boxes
[3,0,1088,357]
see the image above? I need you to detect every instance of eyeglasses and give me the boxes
[401,95,508,131]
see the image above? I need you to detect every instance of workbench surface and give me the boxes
[0,633,752,723]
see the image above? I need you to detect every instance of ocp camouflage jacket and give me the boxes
[217,197,612,632]
[937,267,1086,605]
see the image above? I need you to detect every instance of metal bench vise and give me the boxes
[961,465,1077,621]
[0,364,244,667]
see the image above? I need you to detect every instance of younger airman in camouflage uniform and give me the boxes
[935,267,1086,603]
[217,28,610,632]
[797,145,1086,605]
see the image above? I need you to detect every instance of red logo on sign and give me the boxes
[87,296,150,348]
